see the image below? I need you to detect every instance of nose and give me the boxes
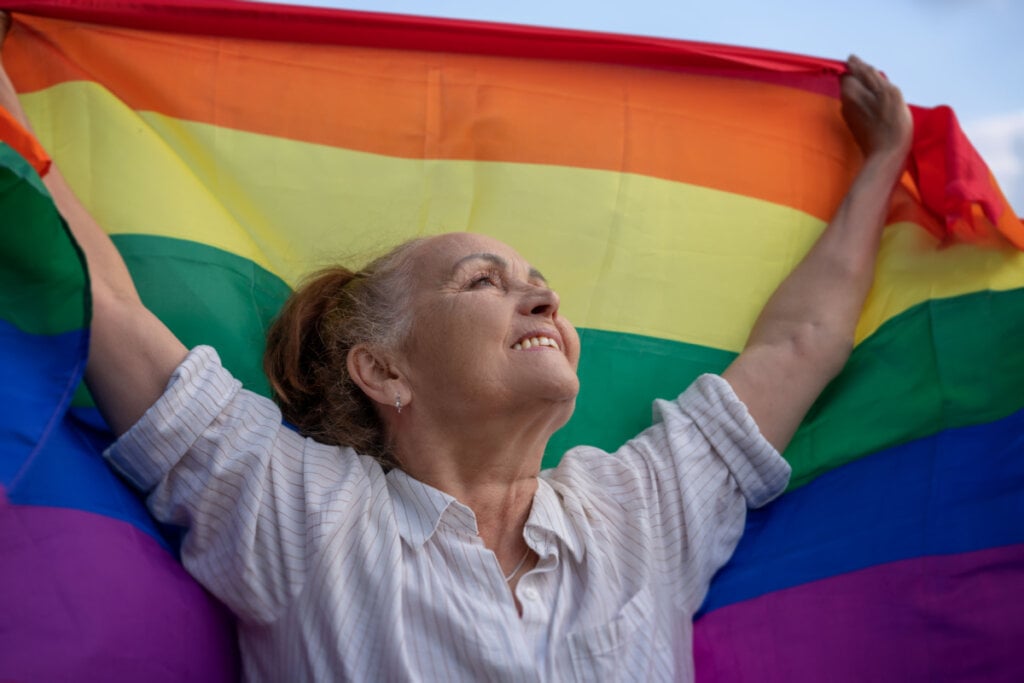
[521,283,560,317]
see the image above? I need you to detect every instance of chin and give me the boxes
[544,395,577,434]
[545,372,580,403]
[551,377,580,412]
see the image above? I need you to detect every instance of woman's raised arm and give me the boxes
[1,13,187,435]
[722,56,914,453]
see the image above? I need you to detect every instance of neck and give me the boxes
[390,402,561,554]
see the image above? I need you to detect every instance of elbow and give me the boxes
[90,272,143,314]
[788,321,854,381]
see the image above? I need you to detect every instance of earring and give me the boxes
[395,393,402,414]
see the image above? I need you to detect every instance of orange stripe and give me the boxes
[0,107,50,175]
[8,14,858,220]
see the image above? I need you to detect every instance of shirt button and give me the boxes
[523,587,540,602]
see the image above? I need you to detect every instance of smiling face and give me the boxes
[395,232,580,427]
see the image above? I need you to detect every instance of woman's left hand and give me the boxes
[840,55,913,161]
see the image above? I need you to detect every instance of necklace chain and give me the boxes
[503,548,531,582]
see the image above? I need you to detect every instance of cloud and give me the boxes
[964,109,1024,214]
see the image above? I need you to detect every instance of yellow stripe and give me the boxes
[863,222,1024,342]
[23,82,1024,352]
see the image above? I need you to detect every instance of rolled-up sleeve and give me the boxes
[107,346,244,491]
[105,346,360,624]
[663,374,790,509]
[556,373,790,615]
[640,374,789,610]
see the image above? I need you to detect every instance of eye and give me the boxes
[468,270,502,289]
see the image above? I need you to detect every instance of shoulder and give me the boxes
[545,373,790,510]
[107,345,379,492]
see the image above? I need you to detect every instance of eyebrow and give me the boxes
[451,252,547,285]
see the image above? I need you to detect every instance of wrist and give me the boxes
[862,147,908,181]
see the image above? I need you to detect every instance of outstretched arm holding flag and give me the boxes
[723,55,913,451]
[0,11,187,436]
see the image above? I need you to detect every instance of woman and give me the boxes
[1,13,912,680]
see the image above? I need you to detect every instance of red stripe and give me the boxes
[4,0,844,96]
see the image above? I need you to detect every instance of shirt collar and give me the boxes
[387,469,584,562]
[526,477,585,562]
[387,468,478,550]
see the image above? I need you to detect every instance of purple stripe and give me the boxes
[693,544,1024,683]
[0,502,238,683]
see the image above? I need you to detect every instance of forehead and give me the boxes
[414,232,530,275]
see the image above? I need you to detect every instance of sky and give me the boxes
[266,0,1024,211]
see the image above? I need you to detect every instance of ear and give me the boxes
[347,343,410,410]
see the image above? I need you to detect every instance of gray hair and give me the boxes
[263,237,429,467]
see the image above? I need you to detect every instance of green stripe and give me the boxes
[80,234,1024,491]
[121,233,292,398]
[0,144,89,336]
[72,234,292,406]
[549,287,1024,488]
[545,329,734,466]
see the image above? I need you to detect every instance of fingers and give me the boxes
[844,55,906,109]
[841,70,874,112]
[846,55,887,96]
[839,55,913,159]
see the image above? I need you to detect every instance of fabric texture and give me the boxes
[106,345,789,682]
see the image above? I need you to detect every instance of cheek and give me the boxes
[405,301,497,370]
[560,318,582,370]
[401,311,453,375]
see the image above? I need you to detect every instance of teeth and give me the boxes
[513,336,559,351]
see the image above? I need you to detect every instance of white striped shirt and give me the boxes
[107,346,790,682]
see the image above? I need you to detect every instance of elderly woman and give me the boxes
[1,15,911,679]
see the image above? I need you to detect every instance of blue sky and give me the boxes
[267,0,1024,210]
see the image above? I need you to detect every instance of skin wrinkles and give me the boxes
[398,233,580,426]
[448,252,549,290]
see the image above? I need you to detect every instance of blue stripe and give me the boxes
[699,405,1024,615]
[0,317,171,547]
[6,404,172,551]
[0,319,87,486]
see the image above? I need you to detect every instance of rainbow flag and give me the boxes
[2,1,1022,680]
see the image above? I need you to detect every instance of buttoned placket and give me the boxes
[515,524,562,672]
[435,502,548,682]
[388,470,582,680]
